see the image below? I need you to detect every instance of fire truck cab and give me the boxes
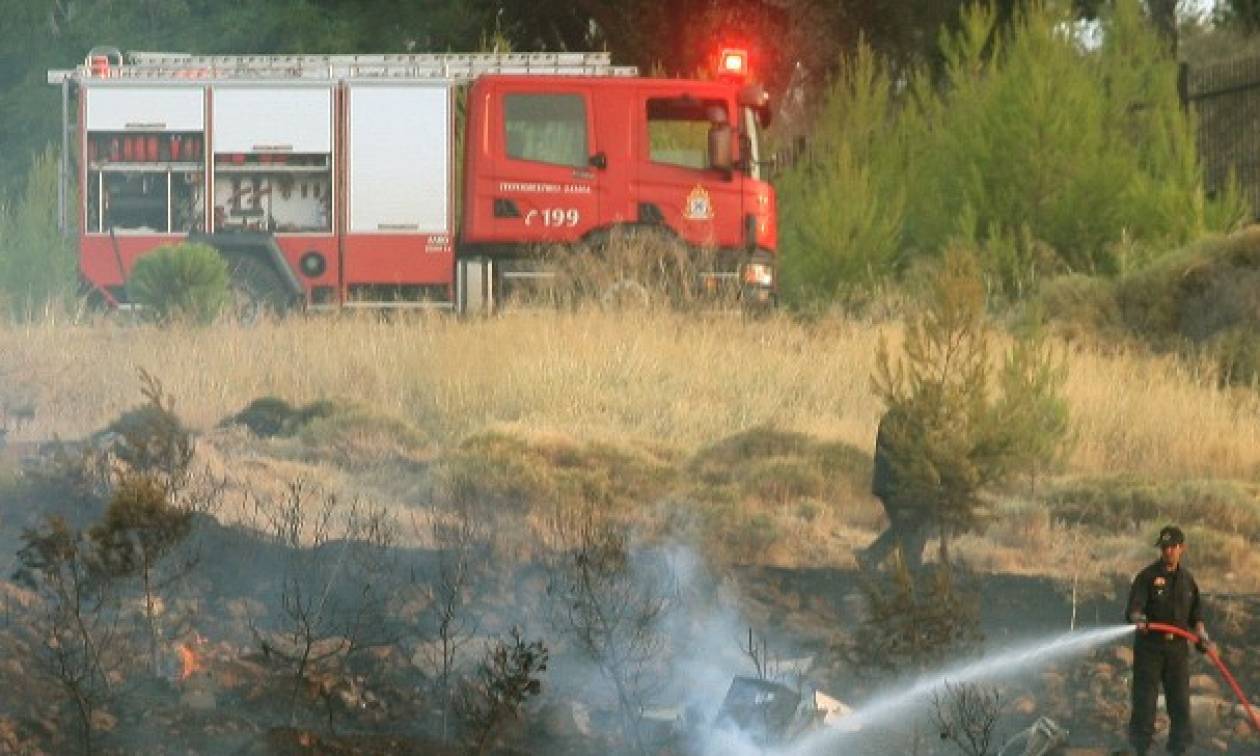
[47,48,776,314]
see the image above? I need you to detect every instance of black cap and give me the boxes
[1155,525,1185,547]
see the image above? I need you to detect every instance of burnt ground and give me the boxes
[1,449,1258,754]
[732,564,1260,754]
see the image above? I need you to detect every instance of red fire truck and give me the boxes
[47,47,777,314]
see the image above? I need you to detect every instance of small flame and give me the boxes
[177,639,203,681]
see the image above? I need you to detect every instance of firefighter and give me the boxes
[1125,525,1216,756]
[858,407,930,571]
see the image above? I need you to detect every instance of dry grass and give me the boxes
[0,310,876,449]
[3,309,1260,482]
[5,308,1260,588]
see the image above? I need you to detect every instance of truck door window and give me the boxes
[647,98,728,171]
[503,94,588,168]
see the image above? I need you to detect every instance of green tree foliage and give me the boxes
[0,147,75,319]
[125,242,229,325]
[0,0,492,198]
[873,249,1070,560]
[1218,0,1260,32]
[992,329,1072,488]
[779,0,1247,308]
[777,44,907,304]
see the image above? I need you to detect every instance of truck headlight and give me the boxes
[742,262,774,287]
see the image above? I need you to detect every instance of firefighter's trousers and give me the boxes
[859,506,929,571]
[1129,635,1192,754]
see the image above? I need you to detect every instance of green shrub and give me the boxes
[796,499,825,523]
[745,457,827,503]
[223,396,346,438]
[1028,273,1122,342]
[874,249,1070,559]
[1180,525,1252,574]
[688,426,870,509]
[222,396,300,437]
[712,508,781,563]
[690,426,815,483]
[1111,229,1260,347]
[1045,477,1260,539]
[126,242,228,325]
[435,431,676,516]
[1209,327,1260,389]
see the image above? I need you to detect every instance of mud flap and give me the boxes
[456,255,494,315]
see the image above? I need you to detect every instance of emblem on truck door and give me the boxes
[684,185,714,221]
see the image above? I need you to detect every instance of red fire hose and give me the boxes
[1142,622,1260,733]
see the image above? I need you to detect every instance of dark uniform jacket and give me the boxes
[1126,560,1203,635]
[873,409,911,509]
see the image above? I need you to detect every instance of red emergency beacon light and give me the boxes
[718,48,749,80]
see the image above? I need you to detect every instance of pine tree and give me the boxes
[873,248,1069,563]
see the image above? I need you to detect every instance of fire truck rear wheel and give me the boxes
[600,278,653,310]
[226,257,290,325]
[586,226,689,309]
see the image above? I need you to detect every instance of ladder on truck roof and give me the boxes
[48,50,638,83]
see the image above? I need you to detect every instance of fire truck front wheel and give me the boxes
[226,257,292,325]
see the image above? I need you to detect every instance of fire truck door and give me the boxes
[489,85,600,243]
[635,93,743,249]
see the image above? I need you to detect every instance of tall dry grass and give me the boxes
[2,310,1260,481]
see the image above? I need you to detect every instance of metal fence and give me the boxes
[1184,56,1260,216]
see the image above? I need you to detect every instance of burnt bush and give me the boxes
[222,396,344,438]
[103,370,193,486]
[455,627,549,755]
[851,558,983,676]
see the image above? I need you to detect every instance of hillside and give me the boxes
[1,310,1258,754]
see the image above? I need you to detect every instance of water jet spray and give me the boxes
[839,625,1135,733]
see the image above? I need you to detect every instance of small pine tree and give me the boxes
[125,242,229,325]
[0,148,76,320]
[873,248,1069,562]
[778,43,906,307]
[991,327,1072,493]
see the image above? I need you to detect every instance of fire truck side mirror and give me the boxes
[737,84,773,128]
[708,123,733,175]
[589,152,608,170]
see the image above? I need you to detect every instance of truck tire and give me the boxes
[226,256,292,325]
[585,226,691,310]
[600,278,653,310]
